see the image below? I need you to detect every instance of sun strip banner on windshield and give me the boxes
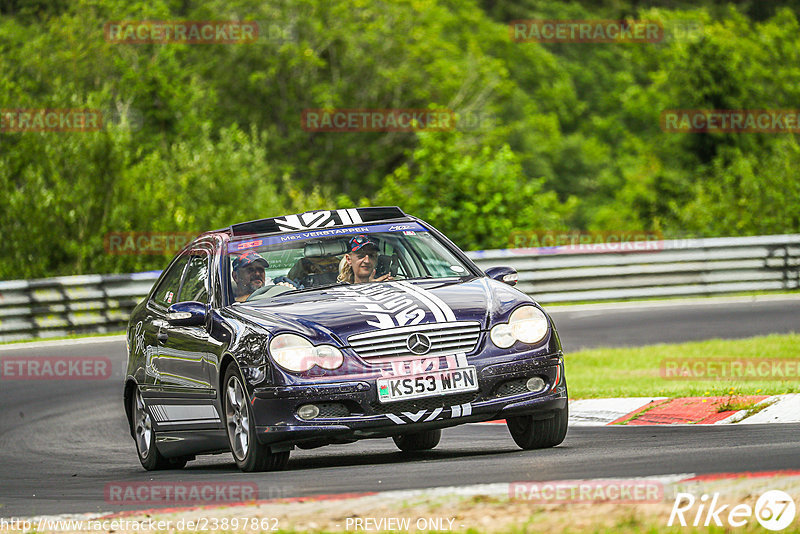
[228,222,427,252]
[273,208,363,231]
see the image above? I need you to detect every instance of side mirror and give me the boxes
[484,266,518,286]
[167,301,207,327]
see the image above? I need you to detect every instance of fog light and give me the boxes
[526,377,546,392]
[297,404,320,420]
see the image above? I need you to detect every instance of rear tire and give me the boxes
[392,429,441,451]
[506,403,568,450]
[130,388,187,470]
[223,365,290,472]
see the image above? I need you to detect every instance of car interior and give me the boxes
[287,240,347,288]
[229,236,405,302]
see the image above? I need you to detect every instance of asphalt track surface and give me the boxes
[0,297,798,518]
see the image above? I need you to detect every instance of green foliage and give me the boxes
[567,333,800,399]
[373,131,574,250]
[1,0,799,279]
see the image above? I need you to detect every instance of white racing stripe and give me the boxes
[418,286,457,322]
[337,208,352,225]
[347,208,362,223]
[393,280,456,322]
[424,408,444,422]
[404,410,426,422]
[387,281,445,322]
[149,404,220,424]
[386,414,405,425]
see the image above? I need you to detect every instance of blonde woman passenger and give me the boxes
[338,235,393,284]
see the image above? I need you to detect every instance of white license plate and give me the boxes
[376,366,478,403]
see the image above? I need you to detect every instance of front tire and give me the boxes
[506,403,568,450]
[223,365,290,472]
[392,429,441,451]
[131,388,187,470]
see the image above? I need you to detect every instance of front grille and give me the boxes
[348,321,481,361]
[315,402,350,418]
[371,392,479,414]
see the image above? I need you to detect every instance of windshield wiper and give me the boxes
[275,281,347,296]
[407,275,465,281]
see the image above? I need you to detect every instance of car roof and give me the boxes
[204,206,413,240]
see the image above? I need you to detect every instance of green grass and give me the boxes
[566,333,800,398]
[715,399,760,412]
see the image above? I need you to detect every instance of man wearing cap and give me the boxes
[338,235,392,284]
[233,251,296,302]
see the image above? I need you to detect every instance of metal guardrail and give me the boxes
[0,235,798,342]
[0,272,160,343]
[469,234,800,302]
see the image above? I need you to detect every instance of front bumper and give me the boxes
[251,353,566,446]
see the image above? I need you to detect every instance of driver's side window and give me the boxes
[153,256,189,306]
[179,254,209,304]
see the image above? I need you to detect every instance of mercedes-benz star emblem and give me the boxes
[406,333,432,355]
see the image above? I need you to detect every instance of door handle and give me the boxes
[157,332,169,343]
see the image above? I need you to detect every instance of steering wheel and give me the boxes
[245,284,295,301]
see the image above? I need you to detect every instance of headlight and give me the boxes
[490,323,515,348]
[508,305,549,344]
[269,333,344,372]
[490,305,549,348]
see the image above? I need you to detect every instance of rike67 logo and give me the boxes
[669,490,796,531]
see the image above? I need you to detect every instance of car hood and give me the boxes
[227,278,529,344]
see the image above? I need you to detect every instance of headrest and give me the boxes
[303,240,347,257]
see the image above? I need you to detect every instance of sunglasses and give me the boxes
[354,250,378,259]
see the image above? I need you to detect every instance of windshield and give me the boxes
[226,222,473,303]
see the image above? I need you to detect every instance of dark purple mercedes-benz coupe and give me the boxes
[124,207,567,472]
